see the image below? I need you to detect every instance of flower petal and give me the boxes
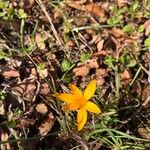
[84,79,96,101]
[69,84,83,97]
[77,108,87,131]
[86,101,101,114]
[53,93,74,103]
[62,102,82,111]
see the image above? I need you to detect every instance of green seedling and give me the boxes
[123,24,134,34]
[80,53,91,62]
[144,37,150,46]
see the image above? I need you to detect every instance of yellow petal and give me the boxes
[77,108,87,131]
[86,101,101,114]
[53,93,74,103]
[69,84,83,97]
[62,102,82,111]
[83,79,96,101]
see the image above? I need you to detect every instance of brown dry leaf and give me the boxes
[73,66,89,77]
[0,66,20,78]
[109,28,125,38]
[25,0,35,8]
[85,4,105,17]
[0,101,5,115]
[66,2,105,17]
[38,113,55,136]
[35,33,47,50]
[86,59,99,69]
[1,133,11,150]
[40,83,50,95]
[66,1,82,10]
[38,68,48,79]
[16,118,35,128]
[73,59,99,77]
[54,8,61,19]
[89,35,101,45]
[138,128,150,139]
[117,0,131,7]
[97,39,104,51]
[12,79,36,101]
[144,19,150,36]
[95,69,107,86]
[36,103,48,115]
[120,69,131,80]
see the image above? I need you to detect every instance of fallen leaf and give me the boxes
[12,79,36,101]
[35,32,48,50]
[16,118,35,128]
[144,19,150,36]
[0,101,5,115]
[86,59,99,69]
[40,83,50,95]
[117,0,131,7]
[85,4,105,17]
[97,39,104,51]
[38,113,55,136]
[67,1,82,10]
[95,69,107,86]
[66,2,105,17]
[109,28,125,38]
[73,66,89,77]
[36,103,48,115]
[1,133,11,150]
[73,59,99,77]
[38,68,48,79]
[120,69,131,80]
[0,66,20,78]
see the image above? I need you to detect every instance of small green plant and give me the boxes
[61,59,72,72]
[107,6,127,25]
[0,89,7,101]
[61,59,74,83]
[144,37,150,46]
[80,53,91,62]
[123,24,134,34]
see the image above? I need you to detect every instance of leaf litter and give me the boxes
[0,0,150,149]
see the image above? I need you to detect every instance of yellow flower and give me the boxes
[54,79,101,131]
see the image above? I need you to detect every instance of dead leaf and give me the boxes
[120,69,131,80]
[97,39,104,51]
[12,79,36,101]
[38,113,55,136]
[38,68,48,79]
[86,59,99,69]
[25,0,35,8]
[73,66,89,77]
[40,83,50,95]
[66,2,105,17]
[109,28,125,38]
[85,4,105,17]
[67,1,82,10]
[95,69,107,86]
[117,0,131,7]
[0,66,20,78]
[0,101,5,115]
[1,133,11,150]
[35,32,48,50]
[36,103,48,115]
[144,19,150,36]
[16,118,35,128]
[73,59,99,77]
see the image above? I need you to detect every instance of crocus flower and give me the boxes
[54,79,101,131]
